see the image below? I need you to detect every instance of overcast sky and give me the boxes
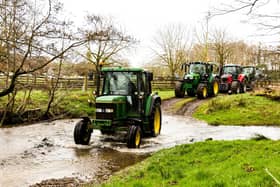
[60,0,278,66]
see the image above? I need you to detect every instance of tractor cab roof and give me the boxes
[223,64,241,67]
[242,65,255,68]
[187,61,219,66]
[189,61,208,65]
[101,67,145,72]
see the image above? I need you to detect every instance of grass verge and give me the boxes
[0,89,95,124]
[155,90,175,100]
[100,140,280,187]
[193,94,280,126]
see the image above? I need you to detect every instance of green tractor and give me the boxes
[175,62,219,99]
[74,67,162,148]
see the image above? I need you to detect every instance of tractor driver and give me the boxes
[126,74,137,107]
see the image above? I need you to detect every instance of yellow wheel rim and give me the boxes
[203,87,207,98]
[135,129,141,146]
[154,108,161,135]
[213,82,219,95]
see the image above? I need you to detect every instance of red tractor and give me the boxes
[219,64,248,94]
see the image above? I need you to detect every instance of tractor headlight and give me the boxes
[96,108,102,112]
[105,108,114,113]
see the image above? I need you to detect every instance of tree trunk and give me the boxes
[82,75,88,91]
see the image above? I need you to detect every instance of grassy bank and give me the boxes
[100,140,280,187]
[193,94,280,126]
[0,90,95,124]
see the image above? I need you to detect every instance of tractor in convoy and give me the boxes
[74,67,162,148]
[241,65,262,90]
[174,61,219,99]
[219,64,252,94]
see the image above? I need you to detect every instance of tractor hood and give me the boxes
[221,74,233,83]
[96,95,127,104]
[221,74,232,79]
[184,73,200,80]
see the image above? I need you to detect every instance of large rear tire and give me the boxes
[74,118,92,145]
[150,103,162,137]
[197,83,208,99]
[241,80,247,93]
[175,82,185,98]
[231,81,240,94]
[127,125,142,148]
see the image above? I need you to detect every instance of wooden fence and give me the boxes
[0,75,279,91]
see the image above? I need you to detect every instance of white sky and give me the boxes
[60,0,279,66]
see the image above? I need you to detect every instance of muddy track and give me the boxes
[162,97,208,116]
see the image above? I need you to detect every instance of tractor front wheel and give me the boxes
[197,83,208,99]
[74,118,92,145]
[175,82,185,98]
[150,103,162,137]
[127,125,142,148]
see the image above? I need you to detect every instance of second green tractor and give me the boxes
[175,62,219,99]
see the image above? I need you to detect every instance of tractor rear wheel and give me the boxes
[209,80,219,97]
[74,118,92,145]
[175,82,185,98]
[241,81,247,93]
[231,81,240,94]
[127,125,142,148]
[150,103,162,137]
[197,83,208,99]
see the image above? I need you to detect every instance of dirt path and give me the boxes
[162,97,207,116]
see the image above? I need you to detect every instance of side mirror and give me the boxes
[147,72,153,81]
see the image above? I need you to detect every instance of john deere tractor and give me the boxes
[74,67,161,148]
[175,62,219,99]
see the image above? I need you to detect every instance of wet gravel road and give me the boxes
[1,98,280,186]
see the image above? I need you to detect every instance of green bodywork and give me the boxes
[91,67,161,133]
[179,62,218,96]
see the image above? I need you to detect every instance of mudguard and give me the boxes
[145,94,161,117]
[238,74,246,83]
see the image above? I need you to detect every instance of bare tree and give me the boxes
[211,29,233,66]
[153,24,192,80]
[213,0,280,35]
[78,15,136,95]
[0,0,84,125]
[0,0,84,98]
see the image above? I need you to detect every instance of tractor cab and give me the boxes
[221,64,242,80]
[183,62,212,77]
[242,66,256,81]
[100,67,153,113]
